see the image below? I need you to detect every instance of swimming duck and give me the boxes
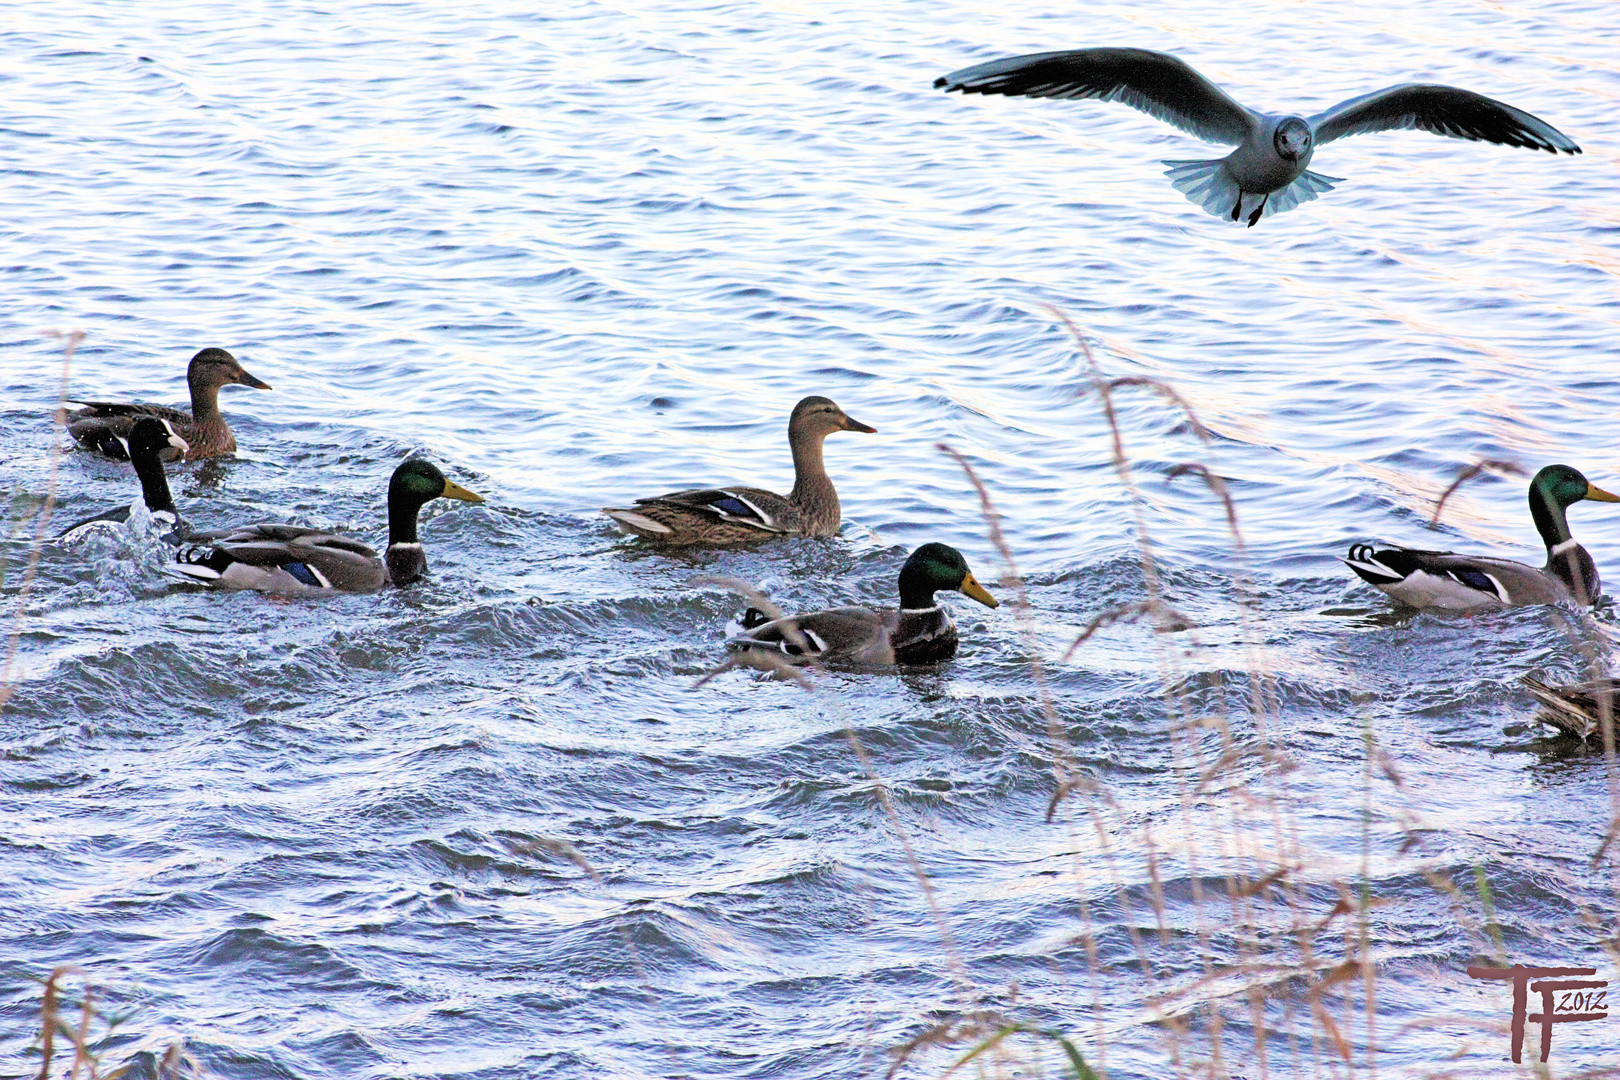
[56,417,192,544]
[726,543,999,665]
[69,347,271,461]
[171,459,483,592]
[1344,465,1620,609]
[603,396,875,544]
[934,47,1579,226]
[1521,675,1619,741]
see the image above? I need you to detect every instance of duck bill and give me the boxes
[442,478,485,504]
[167,433,191,455]
[238,367,272,390]
[1587,482,1620,503]
[960,572,998,609]
[841,415,877,434]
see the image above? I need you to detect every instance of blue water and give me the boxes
[3,1,1619,1076]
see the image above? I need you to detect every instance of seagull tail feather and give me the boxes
[1264,169,1344,219]
[1162,158,1241,221]
[1164,160,1344,223]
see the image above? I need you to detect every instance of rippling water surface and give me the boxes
[3,1,1619,1076]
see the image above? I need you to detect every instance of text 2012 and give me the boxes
[1558,989,1605,1013]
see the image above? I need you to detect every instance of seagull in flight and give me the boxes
[934,47,1580,226]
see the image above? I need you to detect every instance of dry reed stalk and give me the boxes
[1048,310,1414,1079]
[1047,312,1237,958]
[36,964,82,1080]
[1006,315,1618,1077]
[1533,569,1620,992]
[31,964,130,1080]
[691,572,987,1074]
[29,964,210,1079]
[1049,311,1301,1076]
[68,984,95,1080]
[1428,459,1527,529]
[0,330,80,712]
[940,439,1190,1079]
[946,427,1308,1075]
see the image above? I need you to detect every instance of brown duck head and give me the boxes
[187,348,271,398]
[787,395,876,443]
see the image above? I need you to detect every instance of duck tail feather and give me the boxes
[602,508,673,537]
[1343,544,1406,584]
[171,545,233,584]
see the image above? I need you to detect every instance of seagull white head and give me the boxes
[1273,117,1312,162]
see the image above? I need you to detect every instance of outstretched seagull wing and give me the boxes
[1310,84,1580,153]
[935,47,1257,146]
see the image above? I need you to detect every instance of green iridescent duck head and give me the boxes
[1528,464,1619,547]
[897,543,999,611]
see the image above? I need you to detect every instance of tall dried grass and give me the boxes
[25,965,205,1080]
[905,316,1620,1079]
[694,312,1620,1079]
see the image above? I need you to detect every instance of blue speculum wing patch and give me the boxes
[710,496,754,518]
[283,562,323,587]
[1450,568,1497,594]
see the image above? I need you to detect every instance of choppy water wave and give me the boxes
[3,0,1619,1076]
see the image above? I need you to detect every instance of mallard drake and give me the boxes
[1344,465,1620,609]
[56,417,192,544]
[603,396,875,544]
[171,459,483,592]
[726,543,999,665]
[1521,675,1619,741]
[68,347,271,461]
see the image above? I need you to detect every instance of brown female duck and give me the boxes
[603,395,875,544]
[1521,676,1620,741]
[68,347,271,461]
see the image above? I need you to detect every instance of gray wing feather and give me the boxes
[731,607,892,662]
[1310,84,1579,153]
[936,47,1257,146]
[177,524,383,592]
[1407,552,1567,606]
[184,523,313,546]
[184,523,374,556]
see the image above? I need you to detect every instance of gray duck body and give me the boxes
[1343,465,1617,610]
[172,459,483,593]
[725,543,999,666]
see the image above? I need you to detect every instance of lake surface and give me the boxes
[3,1,1618,1076]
